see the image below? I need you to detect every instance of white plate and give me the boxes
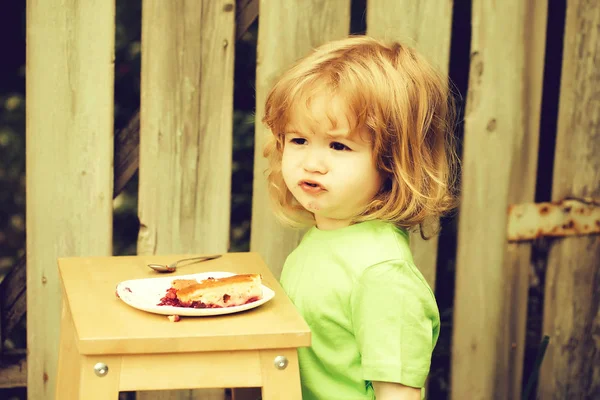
[116,271,275,317]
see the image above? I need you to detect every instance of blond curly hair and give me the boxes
[262,36,459,236]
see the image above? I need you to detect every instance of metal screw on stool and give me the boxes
[274,355,288,370]
[94,362,109,377]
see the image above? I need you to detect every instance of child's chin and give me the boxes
[305,201,322,211]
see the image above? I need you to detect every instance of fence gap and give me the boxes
[350,0,367,34]
[231,19,258,253]
[113,0,142,259]
[429,0,472,397]
[534,0,566,205]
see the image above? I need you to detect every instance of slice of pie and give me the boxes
[158,274,263,308]
[171,279,198,291]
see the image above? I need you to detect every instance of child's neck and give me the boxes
[315,216,353,231]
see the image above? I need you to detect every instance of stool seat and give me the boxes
[56,252,311,400]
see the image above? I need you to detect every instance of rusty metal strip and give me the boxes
[507,197,600,242]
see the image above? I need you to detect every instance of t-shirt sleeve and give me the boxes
[350,259,440,388]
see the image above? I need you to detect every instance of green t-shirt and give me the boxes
[280,220,440,400]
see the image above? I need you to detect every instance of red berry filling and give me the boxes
[157,287,259,308]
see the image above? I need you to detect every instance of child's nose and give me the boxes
[302,147,327,174]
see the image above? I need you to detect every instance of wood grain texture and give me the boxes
[112,0,257,198]
[120,351,262,391]
[366,0,453,72]
[0,0,261,352]
[138,0,234,254]
[56,301,83,399]
[538,0,600,398]
[259,349,301,400]
[450,1,548,399]
[138,0,235,257]
[138,1,235,399]
[57,253,310,355]
[25,0,115,398]
[366,0,453,290]
[57,253,310,399]
[250,0,352,279]
[77,355,122,400]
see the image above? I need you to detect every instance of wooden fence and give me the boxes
[0,0,597,399]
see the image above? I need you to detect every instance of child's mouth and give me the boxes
[299,180,325,194]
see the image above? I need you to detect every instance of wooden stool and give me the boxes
[55,253,310,400]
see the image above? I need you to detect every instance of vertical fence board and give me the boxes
[25,0,115,398]
[538,0,600,398]
[503,2,549,398]
[138,0,234,258]
[366,0,453,290]
[451,1,547,399]
[138,1,235,399]
[250,0,352,278]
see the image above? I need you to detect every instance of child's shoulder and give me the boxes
[351,220,414,262]
[300,219,414,267]
[349,221,435,296]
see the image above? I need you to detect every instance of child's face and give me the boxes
[281,93,383,230]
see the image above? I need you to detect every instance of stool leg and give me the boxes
[77,355,121,400]
[55,301,122,399]
[56,301,81,398]
[259,349,302,400]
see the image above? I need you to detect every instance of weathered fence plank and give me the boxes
[501,3,548,398]
[0,0,258,364]
[25,1,115,399]
[113,0,257,198]
[451,1,548,399]
[137,1,235,399]
[366,0,453,290]
[137,0,234,256]
[250,0,352,279]
[538,0,600,398]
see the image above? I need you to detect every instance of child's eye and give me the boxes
[330,142,351,151]
[290,138,307,145]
